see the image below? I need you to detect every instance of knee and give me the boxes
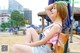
[26,27,35,32]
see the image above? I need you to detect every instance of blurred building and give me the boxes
[0,12,10,25]
[0,0,32,25]
[8,0,24,14]
[24,8,32,24]
[0,10,8,14]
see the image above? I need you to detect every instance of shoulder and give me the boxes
[53,23,62,28]
[51,23,62,32]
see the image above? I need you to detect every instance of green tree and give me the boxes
[8,19,14,27]
[11,10,25,27]
[1,22,9,31]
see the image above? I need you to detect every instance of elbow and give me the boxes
[45,7,50,12]
[45,7,48,10]
[45,8,48,13]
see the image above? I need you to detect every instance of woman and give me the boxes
[11,1,68,53]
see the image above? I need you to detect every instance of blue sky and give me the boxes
[0,0,80,26]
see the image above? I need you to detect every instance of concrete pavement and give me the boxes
[69,34,80,53]
[0,32,80,53]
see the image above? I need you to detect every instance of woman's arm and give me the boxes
[26,24,61,47]
[45,3,54,19]
[45,4,53,10]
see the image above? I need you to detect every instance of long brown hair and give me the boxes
[53,2,68,25]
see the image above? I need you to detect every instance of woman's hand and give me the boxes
[45,3,54,10]
[45,3,54,19]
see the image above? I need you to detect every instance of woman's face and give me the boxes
[51,5,58,18]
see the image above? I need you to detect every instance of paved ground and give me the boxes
[68,34,80,53]
[0,31,24,36]
[0,32,80,53]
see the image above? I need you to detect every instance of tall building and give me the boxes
[24,8,32,24]
[0,12,10,25]
[8,0,24,14]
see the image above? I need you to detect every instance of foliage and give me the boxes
[1,22,10,31]
[8,19,14,27]
[11,10,25,27]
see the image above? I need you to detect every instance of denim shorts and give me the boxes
[32,44,53,53]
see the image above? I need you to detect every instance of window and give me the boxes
[1,45,8,52]
[1,18,4,22]
[1,18,4,20]
[7,18,9,20]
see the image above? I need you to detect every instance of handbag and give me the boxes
[54,33,69,53]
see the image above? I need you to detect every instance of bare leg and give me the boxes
[25,28,39,43]
[11,44,32,53]
[11,28,39,53]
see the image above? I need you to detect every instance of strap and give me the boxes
[53,23,62,31]
[54,23,62,49]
